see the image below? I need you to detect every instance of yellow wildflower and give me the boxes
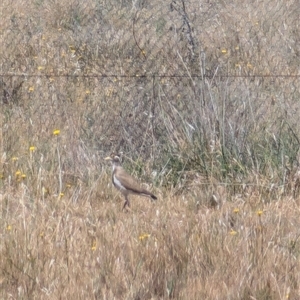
[230,229,238,236]
[53,129,60,135]
[139,233,150,241]
[257,209,263,216]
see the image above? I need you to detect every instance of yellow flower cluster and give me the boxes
[139,233,150,241]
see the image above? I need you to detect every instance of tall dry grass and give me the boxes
[1,0,300,298]
[1,171,300,299]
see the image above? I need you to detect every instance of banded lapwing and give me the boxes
[105,154,157,209]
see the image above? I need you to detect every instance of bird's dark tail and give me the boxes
[151,194,157,200]
[141,189,157,200]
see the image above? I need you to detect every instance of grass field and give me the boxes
[1,0,300,299]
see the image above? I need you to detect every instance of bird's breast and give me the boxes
[113,174,125,191]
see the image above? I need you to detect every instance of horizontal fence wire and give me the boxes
[1,74,300,78]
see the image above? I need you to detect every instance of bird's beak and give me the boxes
[105,156,112,161]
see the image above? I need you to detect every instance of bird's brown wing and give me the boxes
[116,167,156,199]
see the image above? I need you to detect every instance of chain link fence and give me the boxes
[1,0,300,186]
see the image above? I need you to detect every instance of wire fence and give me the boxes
[1,0,300,178]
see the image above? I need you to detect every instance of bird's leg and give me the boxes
[122,195,130,210]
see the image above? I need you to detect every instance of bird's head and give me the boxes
[105,153,121,165]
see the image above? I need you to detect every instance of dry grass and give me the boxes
[1,0,300,298]
[1,173,300,299]
[1,162,300,299]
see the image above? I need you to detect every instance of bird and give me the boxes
[105,154,157,210]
